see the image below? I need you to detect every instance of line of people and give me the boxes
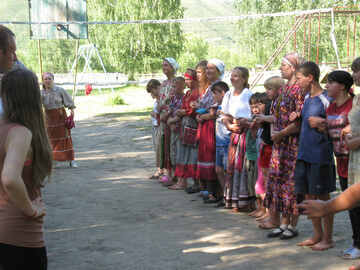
[146,55,360,268]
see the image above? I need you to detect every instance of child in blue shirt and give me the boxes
[204,81,230,204]
[291,61,336,249]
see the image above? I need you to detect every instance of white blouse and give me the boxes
[221,88,253,119]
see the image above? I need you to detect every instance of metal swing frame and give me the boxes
[67,44,114,97]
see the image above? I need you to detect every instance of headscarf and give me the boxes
[42,72,54,81]
[164,57,179,74]
[208,58,225,80]
[282,53,304,70]
[184,69,196,81]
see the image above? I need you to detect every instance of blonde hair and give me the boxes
[1,69,52,188]
[233,67,250,88]
[264,76,285,92]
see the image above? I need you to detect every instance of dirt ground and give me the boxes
[44,112,355,270]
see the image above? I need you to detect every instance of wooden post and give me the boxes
[347,15,350,70]
[72,39,79,100]
[316,12,321,64]
[353,15,357,61]
[294,17,297,52]
[38,40,43,77]
[308,14,311,61]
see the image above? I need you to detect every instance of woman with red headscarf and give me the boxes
[41,72,77,168]
[171,69,199,189]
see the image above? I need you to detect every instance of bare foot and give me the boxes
[297,237,322,247]
[258,220,280,229]
[252,209,267,218]
[311,239,334,251]
[247,209,261,217]
[230,207,240,213]
[168,184,180,189]
[256,212,269,222]
[349,263,360,270]
[171,185,188,190]
[230,205,252,213]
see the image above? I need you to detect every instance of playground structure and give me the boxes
[251,8,360,89]
[66,44,115,98]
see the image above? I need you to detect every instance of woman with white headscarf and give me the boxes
[156,58,179,183]
[191,58,225,201]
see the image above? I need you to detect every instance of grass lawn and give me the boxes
[69,84,155,122]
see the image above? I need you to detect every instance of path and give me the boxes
[44,114,353,270]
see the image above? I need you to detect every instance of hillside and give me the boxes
[181,0,238,44]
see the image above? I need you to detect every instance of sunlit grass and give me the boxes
[70,84,155,122]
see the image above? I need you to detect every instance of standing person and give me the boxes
[195,60,210,97]
[157,58,179,183]
[193,59,225,198]
[322,71,353,192]
[0,25,18,118]
[247,92,269,216]
[0,69,52,269]
[166,77,186,189]
[185,61,210,193]
[262,53,305,233]
[342,59,360,261]
[206,81,230,204]
[174,69,199,192]
[0,25,18,75]
[253,76,284,219]
[292,61,335,248]
[299,57,360,269]
[321,70,356,257]
[146,79,164,179]
[221,67,253,210]
[41,72,77,168]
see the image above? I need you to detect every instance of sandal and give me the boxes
[149,172,164,179]
[339,246,354,257]
[158,175,170,183]
[186,187,200,194]
[267,226,286,238]
[279,228,299,240]
[342,247,360,260]
[203,197,222,204]
[214,201,225,208]
[197,191,210,197]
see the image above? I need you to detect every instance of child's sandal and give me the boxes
[339,246,354,257]
[341,247,360,260]
[149,172,164,179]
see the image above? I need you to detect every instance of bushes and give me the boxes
[106,94,127,105]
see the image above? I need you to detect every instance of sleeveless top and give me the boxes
[0,122,45,248]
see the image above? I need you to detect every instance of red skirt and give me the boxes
[45,108,74,161]
[196,119,217,180]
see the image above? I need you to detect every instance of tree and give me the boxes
[234,0,360,68]
[87,0,185,76]
[177,33,209,72]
